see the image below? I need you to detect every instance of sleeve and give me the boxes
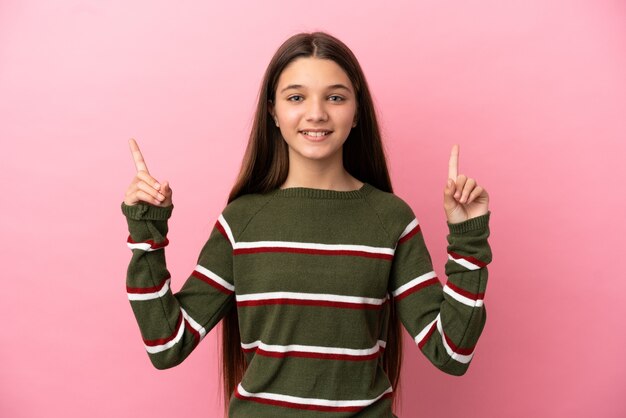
[121,201,236,370]
[388,208,492,376]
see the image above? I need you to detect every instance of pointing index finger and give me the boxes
[129,138,150,173]
[448,144,459,180]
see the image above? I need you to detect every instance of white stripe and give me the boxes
[236,291,389,306]
[436,313,474,363]
[414,314,474,363]
[144,308,206,354]
[128,278,171,301]
[194,264,235,292]
[218,214,236,246]
[237,383,393,408]
[443,284,484,307]
[241,340,386,356]
[391,271,438,298]
[181,307,207,340]
[398,218,418,240]
[447,253,480,270]
[414,317,438,346]
[145,311,185,354]
[127,242,163,252]
[233,240,394,256]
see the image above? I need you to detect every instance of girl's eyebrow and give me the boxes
[279,83,352,94]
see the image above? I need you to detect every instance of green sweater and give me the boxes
[121,182,492,418]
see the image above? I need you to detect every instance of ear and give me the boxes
[268,100,279,127]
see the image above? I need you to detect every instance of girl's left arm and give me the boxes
[388,209,492,376]
[388,144,492,375]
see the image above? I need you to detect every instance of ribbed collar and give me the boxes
[271,182,373,199]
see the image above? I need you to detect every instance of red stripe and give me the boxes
[241,347,382,361]
[394,277,440,301]
[443,331,475,355]
[398,224,421,244]
[127,235,169,249]
[445,281,484,301]
[144,311,183,346]
[184,319,201,345]
[237,299,384,310]
[215,220,229,241]
[417,321,438,350]
[191,270,234,295]
[448,251,487,268]
[234,386,393,412]
[126,273,171,294]
[234,246,392,260]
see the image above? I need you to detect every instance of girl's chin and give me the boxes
[292,148,344,162]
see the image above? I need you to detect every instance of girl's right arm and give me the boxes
[121,202,235,369]
[121,138,235,369]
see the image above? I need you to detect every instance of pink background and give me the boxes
[1,1,624,417]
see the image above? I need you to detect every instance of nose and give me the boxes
[305,96,328,122]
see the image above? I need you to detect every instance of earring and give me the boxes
[274,118,279,127]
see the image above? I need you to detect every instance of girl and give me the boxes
[121,31,492,418]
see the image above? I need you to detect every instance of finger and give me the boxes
[454,174,467,199]
[129,138,150,174]
[459,178,476,203]
[136,188,166,206]
[448,144,459,180]
[137,170,161,190]
[466,185,484,204]
[137,181,166,202]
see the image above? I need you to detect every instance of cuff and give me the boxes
[121,202,174,221]
[447,211,490,234]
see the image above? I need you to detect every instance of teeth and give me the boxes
[302,131,329,137]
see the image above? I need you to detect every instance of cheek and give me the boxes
[276,106,301,124]
[336,107,357,126]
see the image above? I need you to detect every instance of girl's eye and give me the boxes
[287,95,345,102]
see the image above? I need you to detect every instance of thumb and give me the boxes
[163,181,171,195]
[445,178,455,195]
[443,178,457,206]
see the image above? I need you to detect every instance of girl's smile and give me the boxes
[300,129,332,142]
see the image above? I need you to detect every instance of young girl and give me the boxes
[121,31,491,418]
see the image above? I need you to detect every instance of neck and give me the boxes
[280,150,361,191]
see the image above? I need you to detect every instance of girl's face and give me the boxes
[269,57,358,165]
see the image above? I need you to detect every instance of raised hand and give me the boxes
[123,138,173,207]
[443,144,489,224]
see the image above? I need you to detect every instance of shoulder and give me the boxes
[218,191,276,237]
[363,184,417,241]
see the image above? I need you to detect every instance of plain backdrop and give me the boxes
[1,1,625,417]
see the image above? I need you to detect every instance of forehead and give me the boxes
[277,57,353,90]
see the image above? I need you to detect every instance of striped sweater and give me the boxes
[121,182,492,418]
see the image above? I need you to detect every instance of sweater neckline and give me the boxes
[271,182,372,199]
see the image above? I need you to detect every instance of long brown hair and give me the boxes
[217,31,403,416]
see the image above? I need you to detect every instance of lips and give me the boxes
[300,131,331,141]
[300,129,332,134]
